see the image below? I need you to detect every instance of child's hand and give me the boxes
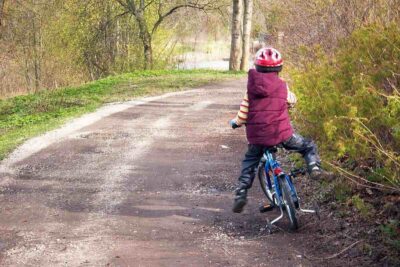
[229,119,240,129]
[287,103,295,109]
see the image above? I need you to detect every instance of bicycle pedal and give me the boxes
[259,204,274,213]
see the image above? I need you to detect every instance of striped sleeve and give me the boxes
[235,92,249,126]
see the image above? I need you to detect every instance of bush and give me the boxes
[291,23,400,188]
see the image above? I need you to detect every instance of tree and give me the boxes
[240,0,252,71]
[229,0,242,71]
[0,0,5,26]
[115,0,221,70]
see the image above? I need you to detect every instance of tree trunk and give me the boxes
[240,0,253,71]
[0,0,5,26]
[229,0,242,71]
[30,7,41,91]
[135,12,153,70]
[142,32,153,70]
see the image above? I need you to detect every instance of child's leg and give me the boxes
[237,144,265,189]
[282,133,321,172]
[233,144,264,213]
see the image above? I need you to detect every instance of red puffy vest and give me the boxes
[245,69,293,146]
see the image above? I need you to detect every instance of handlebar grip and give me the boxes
[229,119,240,129]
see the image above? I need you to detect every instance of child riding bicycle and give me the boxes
[230,47,333,213]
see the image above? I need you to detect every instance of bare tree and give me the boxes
[229,0,242,71]
[253,0,400,59]
[115,0,222,70]
[240,0,252,71]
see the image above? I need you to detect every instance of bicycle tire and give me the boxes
[279,175,299,230]
[288,176,300,209]
[258,163,275,205]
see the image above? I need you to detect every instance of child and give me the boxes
[230,47,332,213]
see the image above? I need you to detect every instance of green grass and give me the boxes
[0,69,244,160]
[351,194,374,218]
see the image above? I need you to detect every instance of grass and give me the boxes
[0,69,244,160]
[351,194,374,218]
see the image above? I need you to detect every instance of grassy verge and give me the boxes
[0,69,244,160]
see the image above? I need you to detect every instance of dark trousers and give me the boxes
[238,133,320,189]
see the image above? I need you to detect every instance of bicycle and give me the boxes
[257,146,320,233]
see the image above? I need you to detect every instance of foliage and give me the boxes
[0,1,144,95]
[255,0,400,63]
[0,0,230,97]
[0,69,244,160]
[290,23,400,188]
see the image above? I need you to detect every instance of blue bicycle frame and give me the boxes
[263,149,298,206]
[261,148,318,230]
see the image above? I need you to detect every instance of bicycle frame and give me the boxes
[262,150,287,225]
[264,150,298,201]
[262,149,317,228]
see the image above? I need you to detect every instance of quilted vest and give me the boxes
[246,69,293,146]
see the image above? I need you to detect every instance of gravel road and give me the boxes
[0,79,317,266]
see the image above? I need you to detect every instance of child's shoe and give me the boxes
[232,188,247,213]
[309,164,334,181]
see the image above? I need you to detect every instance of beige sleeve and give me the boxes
[235,92,249,126]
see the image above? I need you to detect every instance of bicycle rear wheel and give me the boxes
[258,163,276,206]
[279,176,298,230]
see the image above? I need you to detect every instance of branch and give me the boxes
[151,5,180,35]
[325,161,400,192]
[115,10,131,18]
[115,0,128,9]
[302,240,363,261]
[142,0,156,12]
[91,10,131,43]
[115,0,137,15]
[127,0,137,14]
[151,1,221,36]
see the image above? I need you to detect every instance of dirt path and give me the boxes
[0,79,327,266]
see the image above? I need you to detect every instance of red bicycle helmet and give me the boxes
[254,47,283,67]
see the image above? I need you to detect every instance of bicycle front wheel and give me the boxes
[279,176,298,230]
